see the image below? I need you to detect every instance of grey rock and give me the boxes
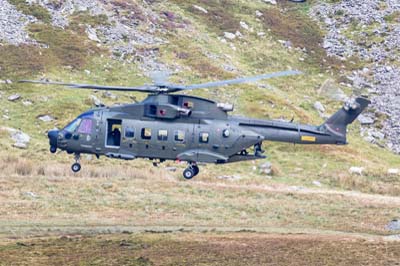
[259,162,272,175]
[8,94,21,101]
[86,26,100,42]
[13,142,28,149]
[386,219,400,231]
[312,180,322,187]
[388,168,400,175]
[192,5,208,14]
[349,166,364,175]
[102,91,117,100]
[224,32,236,40]
[358,114,375,125]
[91,95,103,107]
[0,0,37,45]
[314,101,325,113]
[1,127,31,149]
[240,21,250,31]
[23,191,38,198]
[263,0,277,4]
[312,1,400,154]
[22,100,33,106]
[38,115,55,122]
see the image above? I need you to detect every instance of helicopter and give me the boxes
[20,70,370,179]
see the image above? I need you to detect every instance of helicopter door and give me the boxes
[106,119,122,148]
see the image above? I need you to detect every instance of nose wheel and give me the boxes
[71,163,81,173]
[183,163,199,179]
[71,153,81,173]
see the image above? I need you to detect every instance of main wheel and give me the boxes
[71,163,81,173]
[183,168,195,179]
[192,165,200,176]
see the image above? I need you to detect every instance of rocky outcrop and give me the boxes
[1,127,30,149]
[0,0,37,45]
[312,0,400,153]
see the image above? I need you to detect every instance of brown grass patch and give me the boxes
[171,0,243,33]
[0,45,49,79]
[261,8,356,71]
[0,233,399,266]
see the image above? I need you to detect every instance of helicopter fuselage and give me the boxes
[48,94,369,178]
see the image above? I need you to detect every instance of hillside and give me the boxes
[0,0,399,264]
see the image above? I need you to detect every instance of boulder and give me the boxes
[386,219,400,231]
[86,26,101,42]
[192,5,208,14]
[38,115,55,122]
[8,94,21,101]
[388,169,399,175]
[263,0,277,4]
[240,21,250,31]
[224,32,236,40]
[314,101,325,113]
[349,166,364,175]
[90,95,103,107]
[357,114,375,125]
[312,180,322,187]
[103,91,117,100]
[22,100,33,106]
[1,127,30,149]
[259,161,272,175]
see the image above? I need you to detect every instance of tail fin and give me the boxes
[322,97,370,142]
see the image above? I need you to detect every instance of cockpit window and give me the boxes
[77,119,93,134]
[64,118,82,132]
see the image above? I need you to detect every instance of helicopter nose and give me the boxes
[48,129,59,153]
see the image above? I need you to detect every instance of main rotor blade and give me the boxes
[19,80,158,93]
[180,70,302,91]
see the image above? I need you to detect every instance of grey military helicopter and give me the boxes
[20,70,370,179]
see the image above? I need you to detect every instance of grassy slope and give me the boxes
[0,0,399,249]
[1,0,398,193]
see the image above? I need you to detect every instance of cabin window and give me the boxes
[174,130,185,142]
[199,132,209,143]
[158,129,168,141]
[141,128,152,140]
[77,119,93,134]
[125,127,135,138]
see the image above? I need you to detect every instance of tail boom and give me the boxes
[236,97,370,145]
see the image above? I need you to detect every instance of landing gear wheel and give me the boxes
[50,146,57,154]
[183,168,195,180]
[71,163,81,173]
[192,165,199,176]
